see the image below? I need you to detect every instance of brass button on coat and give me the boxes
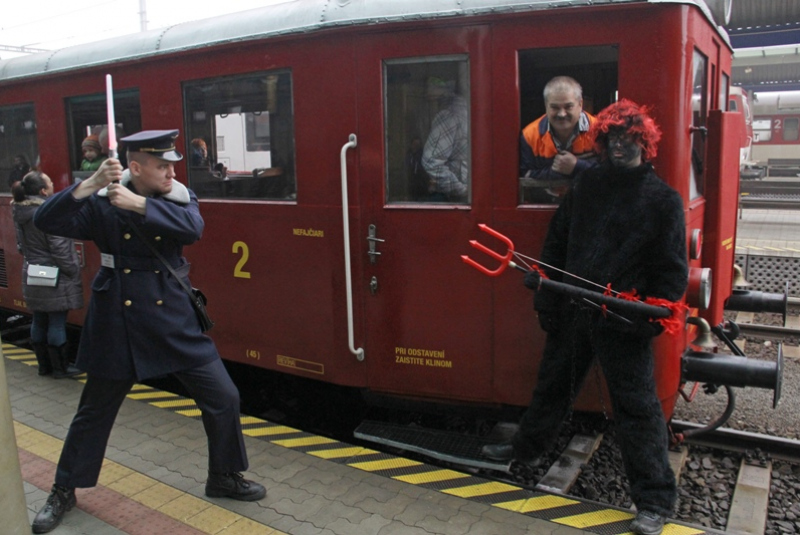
[156,300,163,306]
[155,236,162,241]
[124,300,132,306]
[123,268,131,274]
[124,233,131,240]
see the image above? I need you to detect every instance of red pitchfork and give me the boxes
[461,223,673,321]
[461,224,524,276]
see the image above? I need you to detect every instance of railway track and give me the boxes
[474,420,800,534]
[739,179,800,210]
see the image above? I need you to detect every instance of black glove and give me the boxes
[537,311,558,333]
[524,269,541,290]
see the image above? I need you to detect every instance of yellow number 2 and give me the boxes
[232,241,251,279]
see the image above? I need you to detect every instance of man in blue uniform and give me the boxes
[31,130,266,534]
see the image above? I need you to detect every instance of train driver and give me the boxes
[30,130,266,534]
[484,99,688,535]
[519,76,598,192]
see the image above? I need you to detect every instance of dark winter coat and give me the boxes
[535,161,688,321]
[34,178,219,381]
[12,197,84,313]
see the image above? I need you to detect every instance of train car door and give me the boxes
[353,26,494,403]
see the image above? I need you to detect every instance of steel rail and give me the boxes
[671,420,800,462]
[736,322,800,339]
[739,180,800,196]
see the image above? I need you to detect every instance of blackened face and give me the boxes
[607,131,643,169]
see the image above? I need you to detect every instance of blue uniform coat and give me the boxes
[34,180,219,380]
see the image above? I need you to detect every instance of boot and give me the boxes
[48,344,81,379]
[31,342,53,376]
[206,471,266,501]
[32,484,75,534]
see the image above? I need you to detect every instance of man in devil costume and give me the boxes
[482,99,688,535]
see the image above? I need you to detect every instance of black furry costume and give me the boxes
[514,160,688,516]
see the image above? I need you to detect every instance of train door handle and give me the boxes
[367,224,384,264]
[370,276,378,295]
[339,133,364,362]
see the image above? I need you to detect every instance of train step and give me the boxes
[354,420,511,472]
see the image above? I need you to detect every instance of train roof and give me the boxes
[0,0,729,83]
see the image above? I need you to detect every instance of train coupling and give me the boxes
[681,344,783,409]
[724,281,789,326]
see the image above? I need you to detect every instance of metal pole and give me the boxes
[0,334,31,534]
[139,0,148,31]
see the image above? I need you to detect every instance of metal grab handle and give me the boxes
[340,134,364,361]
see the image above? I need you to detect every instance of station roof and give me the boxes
[729,0,800,92]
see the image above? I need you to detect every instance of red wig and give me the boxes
[590,98,661,161]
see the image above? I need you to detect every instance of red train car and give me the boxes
[0,0,779,436]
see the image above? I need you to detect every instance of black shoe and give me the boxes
[630,510,666,535]
[206,472,266,501]
[481,443,515,461]
[481,443,541,468]
[32,485,75,534]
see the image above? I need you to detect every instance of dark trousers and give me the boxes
[514,308,677,516]
[55,358,248,488]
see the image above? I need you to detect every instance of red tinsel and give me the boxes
[530,264,549,280]
[601,286,688,335]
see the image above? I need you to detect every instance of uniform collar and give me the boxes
[97,169,190,204]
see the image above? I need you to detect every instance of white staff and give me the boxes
[105,74,117,160]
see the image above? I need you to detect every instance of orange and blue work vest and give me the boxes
[519,111,597,180]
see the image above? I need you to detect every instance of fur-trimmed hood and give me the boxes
[11,196,46,207]
[98,169,190,204]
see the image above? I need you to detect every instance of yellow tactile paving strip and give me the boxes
[13,421,282,535]
[5,342,710,535]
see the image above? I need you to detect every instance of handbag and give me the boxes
[190,287,215,332]
[128,225,215,332]
[27,264,59,287]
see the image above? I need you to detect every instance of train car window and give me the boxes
[384,56,470,204]
[0,103,38,194]
[720,74,730,111]
[753,119,772,143]
[689,49,708,200]
[783,118,799,142]
[183,71,295,201]
[66,90,141,182]
[516,45,618,205]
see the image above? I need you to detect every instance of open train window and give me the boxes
[690,49,708,200]
[66,90,141,182]
[0,103,38,194]
[517,45,618,205]
[720,74,730,112]
[384,56,470,204]
[183,71,296,201]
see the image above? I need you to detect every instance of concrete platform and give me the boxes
[4,342,710,535]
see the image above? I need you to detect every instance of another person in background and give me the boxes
[422,76,469,202]
[483,99,687,535]
[191,138,209,167]
[519,76,597,190]
[80,135,107,171]
[8,153,31,189]
[12,171,83,379]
